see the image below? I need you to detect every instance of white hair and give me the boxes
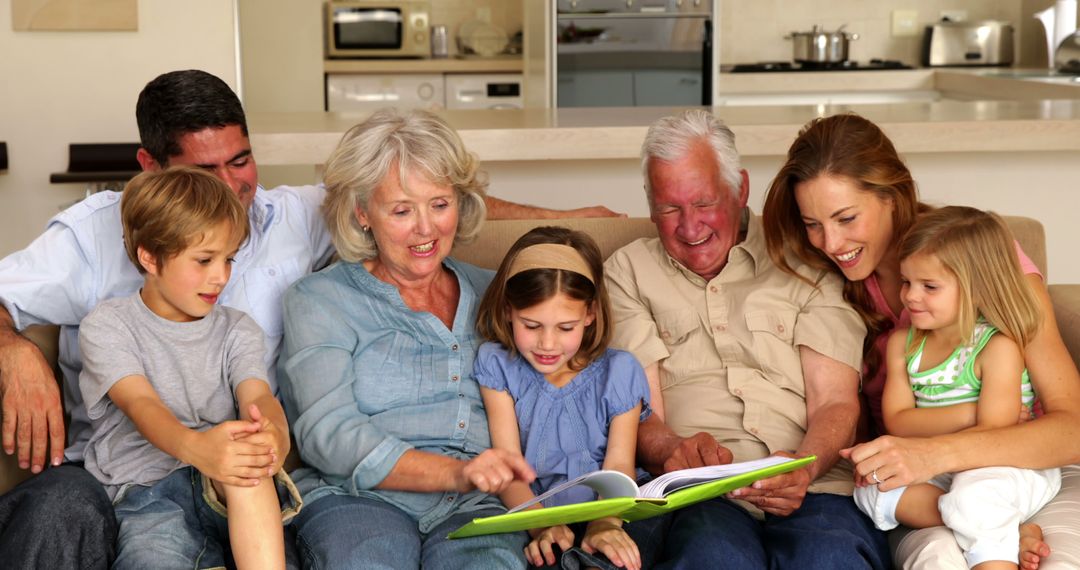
[640,109,743,205]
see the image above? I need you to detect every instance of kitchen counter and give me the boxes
[324,56,523,74]
[251,68,1080,165]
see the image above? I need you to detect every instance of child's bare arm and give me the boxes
[479,386,538,511]
[882,331,978,437]
[234,378,290,474]
[107,375,269,485]
[579,404,643,569]
[601,404,641,479]
[969,334,1025,431]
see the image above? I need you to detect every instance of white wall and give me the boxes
[485,150,1080,284]
[0,0,238,256]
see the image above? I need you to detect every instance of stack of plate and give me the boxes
[458,20,508,57]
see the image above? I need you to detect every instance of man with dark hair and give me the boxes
[0,69,619,568]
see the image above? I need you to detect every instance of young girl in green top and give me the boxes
[852,206,1060,570]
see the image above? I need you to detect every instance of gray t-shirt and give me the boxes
[78,293,268,497]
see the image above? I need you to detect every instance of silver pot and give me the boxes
[786,25,859,63]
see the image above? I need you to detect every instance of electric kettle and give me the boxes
[1056,31,1080,72]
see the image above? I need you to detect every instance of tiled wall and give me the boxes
[431,0,524,55]
[719,0,1024,65]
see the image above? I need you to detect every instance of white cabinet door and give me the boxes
[326,74,445,112]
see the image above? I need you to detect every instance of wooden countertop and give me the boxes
[249,69,1080,165]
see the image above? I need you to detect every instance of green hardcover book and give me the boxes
[448,455,816,539]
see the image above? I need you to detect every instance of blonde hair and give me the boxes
[321,108,488,262]
[477,226,612,371]
[899,206,1041,353]
[121,166,249,274]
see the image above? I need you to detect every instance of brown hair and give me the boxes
[477,226,612,371]
[899,206,1041,353]
[762,113,930,379]
[121,166,249,274]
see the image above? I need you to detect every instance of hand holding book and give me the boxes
[449,455,816,539]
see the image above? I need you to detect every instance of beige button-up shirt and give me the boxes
[604,212,865,496]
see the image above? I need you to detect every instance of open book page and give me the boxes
[638,455,800,499]
[507,470,639,514]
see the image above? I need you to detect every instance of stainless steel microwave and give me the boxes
[325,1,430,58]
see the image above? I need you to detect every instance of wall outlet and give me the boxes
[939,9,968,22]
[476,7,492,24]
[891,9,919,37]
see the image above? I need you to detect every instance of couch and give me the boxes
[2,215,1078,497]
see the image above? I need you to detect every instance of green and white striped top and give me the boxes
[908,321,1035,408]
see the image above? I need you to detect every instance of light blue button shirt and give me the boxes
[279,258,504,533]
[0,184,334,460]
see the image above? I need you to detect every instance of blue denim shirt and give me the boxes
[0,185,333,460]
[280,257,503,533]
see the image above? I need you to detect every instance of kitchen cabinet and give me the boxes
[634,70,703,106]
[557,71,634,107]
[558,69,702,107]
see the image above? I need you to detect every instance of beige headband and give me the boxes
[506,244,594,284]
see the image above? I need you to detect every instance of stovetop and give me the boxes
[727,59,913,73]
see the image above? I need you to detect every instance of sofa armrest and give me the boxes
[1050,284,1080,372]
[0,325,61,496]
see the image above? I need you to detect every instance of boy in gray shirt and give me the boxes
[78,167,299,570]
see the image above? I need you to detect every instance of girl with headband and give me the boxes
[476,226,652,570]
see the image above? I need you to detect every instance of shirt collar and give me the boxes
[662,208,764,285]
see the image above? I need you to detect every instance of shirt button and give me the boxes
[661,331,671,339]
[710,286,718,293]
[458,421,466,428]
[452,375,459,382]
[750,427,760,435]
[714,324,726,332]
[734,388,743,396]
[451,344,459,351]
[776,324,785,333]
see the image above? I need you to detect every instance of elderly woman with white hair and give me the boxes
[279,109,534,569]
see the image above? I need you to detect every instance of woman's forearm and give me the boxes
[376,449,466,492]
[923,408,1080,473]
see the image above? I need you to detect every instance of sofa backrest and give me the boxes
[451,217,659,270]
[452,216,1048,277]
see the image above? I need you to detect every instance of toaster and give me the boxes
[922,20,1014,67]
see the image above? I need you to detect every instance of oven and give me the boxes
[325,0,430,58]
[555,0,713,108]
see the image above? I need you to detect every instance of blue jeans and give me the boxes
[294,493,528,570]
[0,462,116,569]
[645,493,890,569]
[113,466,300,570]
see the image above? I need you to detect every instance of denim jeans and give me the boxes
[113,466,300,570]
[0,462,116,569]
[644,492,890,569]
[294,493,528,570]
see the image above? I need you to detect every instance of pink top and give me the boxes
[862,242,1041,436]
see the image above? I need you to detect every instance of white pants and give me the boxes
[855,466,1061,567]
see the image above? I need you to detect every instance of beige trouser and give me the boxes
[892,463,1080,569]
